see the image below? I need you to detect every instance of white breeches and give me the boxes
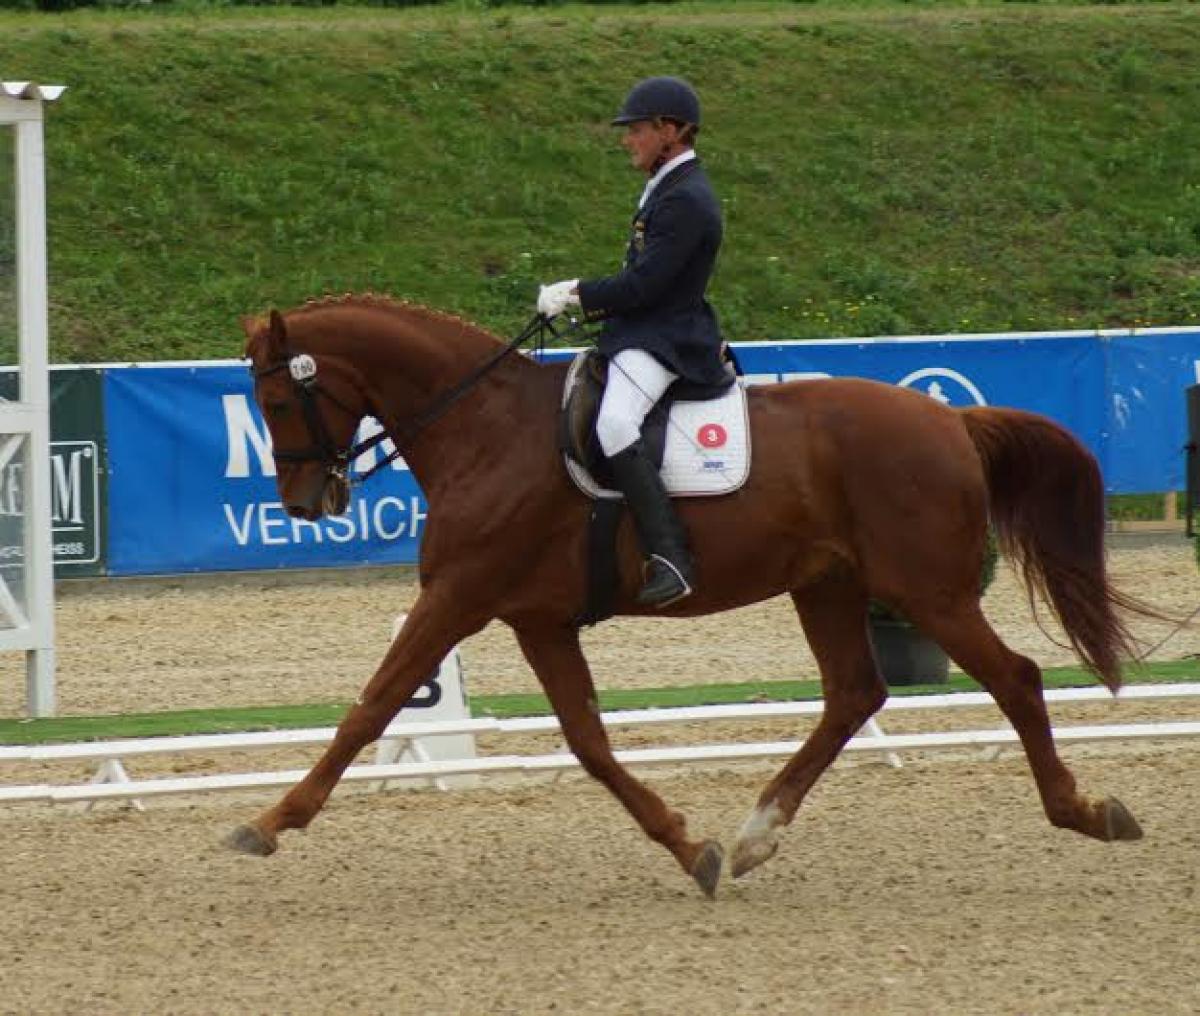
[595,349,679,457]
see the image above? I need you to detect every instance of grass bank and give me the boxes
[1,2,1199,361]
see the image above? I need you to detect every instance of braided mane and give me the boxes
[242,292,519,363]
[287,293,497,341]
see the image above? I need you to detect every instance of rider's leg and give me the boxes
[595,349,676,456]
[596,349,694,607]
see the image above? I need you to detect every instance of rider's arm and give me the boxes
[576,189,711,320]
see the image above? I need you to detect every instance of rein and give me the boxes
[351,312,568,482]
[252,312,580,487]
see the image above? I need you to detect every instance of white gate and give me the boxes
[0,82,65,716]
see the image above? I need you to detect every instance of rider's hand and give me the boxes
[537,279,580,319]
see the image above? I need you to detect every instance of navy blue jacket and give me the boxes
[577,158,727,387]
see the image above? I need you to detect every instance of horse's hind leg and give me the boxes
[915,604,1142,842]
[732,575,887,879]
[512,623,724,898]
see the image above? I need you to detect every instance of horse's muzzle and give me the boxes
[284,471,348,521]
[285,502,322,522]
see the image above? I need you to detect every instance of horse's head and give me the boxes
[242,309,370,520]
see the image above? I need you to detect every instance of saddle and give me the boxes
[558,350,750,499]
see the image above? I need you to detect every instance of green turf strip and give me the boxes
[1,661,1195,746]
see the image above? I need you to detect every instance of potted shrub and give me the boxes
[868,530,999,686]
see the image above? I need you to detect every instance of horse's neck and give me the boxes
[377,328,498,403]
[387,345,540,498]
[296,306,539,491]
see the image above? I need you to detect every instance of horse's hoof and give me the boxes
[1103,797,1143,842]
[690,840,724,899]
[731,801,782,878]
[226,823,277,857]
[731,836,778,879]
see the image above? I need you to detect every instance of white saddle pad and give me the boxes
[562,352,752,500]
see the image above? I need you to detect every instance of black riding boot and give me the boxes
[606,439,694,607]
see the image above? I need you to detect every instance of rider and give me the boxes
[537,75,727,608]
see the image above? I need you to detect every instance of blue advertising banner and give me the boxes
[1105,331,1200,494]
[105,366,426,575]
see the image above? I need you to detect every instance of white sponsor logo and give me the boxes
[897,367,987,407]
[223,394,276,479]
[0,441,100,564]
[222,497,427,547]
[51,445,92,527]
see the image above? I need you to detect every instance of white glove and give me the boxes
[537,279,580,319]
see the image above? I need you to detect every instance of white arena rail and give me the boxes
[2,683,1199,808]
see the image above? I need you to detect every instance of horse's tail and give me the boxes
[961,406,1149,692]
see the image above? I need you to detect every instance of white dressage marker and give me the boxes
[369,613,475,791]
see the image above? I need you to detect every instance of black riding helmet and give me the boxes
[611,76,701,129]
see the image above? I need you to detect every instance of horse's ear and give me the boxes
[239,315,263,358]
[267,309,288,358]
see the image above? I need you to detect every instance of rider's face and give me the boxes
[621,119,677,174]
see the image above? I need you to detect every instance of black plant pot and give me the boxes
[868,618,950,686]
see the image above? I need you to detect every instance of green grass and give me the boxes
[1,2,1200,363]
[1109,491,1185,521]
[2,659,1195,745]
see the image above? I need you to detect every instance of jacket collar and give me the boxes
[637,149,698,211]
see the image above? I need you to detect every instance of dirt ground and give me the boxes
[1,748,1197,1016]
[1,538,1199,1014]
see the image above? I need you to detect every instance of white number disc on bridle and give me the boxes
[289,354,317,381]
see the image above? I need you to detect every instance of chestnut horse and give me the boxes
[231,295,1148,897]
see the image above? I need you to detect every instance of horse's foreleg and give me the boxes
[227,592,486,857]
[732,579,886,879]
[917,605,1143,842]
[513,623,724,898]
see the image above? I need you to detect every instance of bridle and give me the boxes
[249,312,570,492]
[250,350,367,476]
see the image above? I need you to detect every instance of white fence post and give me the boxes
[1,82,65,717]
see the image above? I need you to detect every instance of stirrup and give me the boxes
[636,554,693,607]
